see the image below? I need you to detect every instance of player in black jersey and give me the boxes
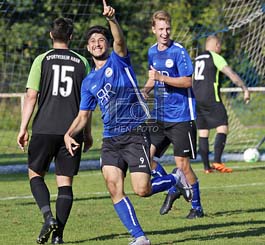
[193,35,250,173]
[17,17,91,244]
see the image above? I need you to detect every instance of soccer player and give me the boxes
[142,10,204,219]
[64,1,192,244]
[17,18,92,244]
[193,35,250,173]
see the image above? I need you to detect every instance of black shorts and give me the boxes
[28,134,83,176]
[150,121,197,159]
[101,125,151,176]
[196,102,228,129]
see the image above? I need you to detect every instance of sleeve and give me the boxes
[176,47,194,77]
[111,50,131,66]
[211,51,228,71]
[79,80,97,111]
[26,54,45,91]
[147,48,152,69]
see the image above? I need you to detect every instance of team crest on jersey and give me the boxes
[105,67,113,78]
[165,59,174,68]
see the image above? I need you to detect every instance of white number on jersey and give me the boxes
[52,65,74,97]
[194,60,205,80]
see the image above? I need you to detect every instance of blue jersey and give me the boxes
[148,41,196,122]
[80,51,148,138]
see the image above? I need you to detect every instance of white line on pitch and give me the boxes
[1,182,265,201]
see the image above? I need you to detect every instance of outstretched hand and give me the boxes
[102,0,115,19]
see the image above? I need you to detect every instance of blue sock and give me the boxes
[151,174,176,195]
[114,197,144,238]
[151,162,167,177]
[191,181,202,210]
[168,185,178,194]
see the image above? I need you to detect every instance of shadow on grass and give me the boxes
[66,215,265,244]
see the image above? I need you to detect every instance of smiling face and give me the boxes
[152,19,171,47]
[87,33,109,60]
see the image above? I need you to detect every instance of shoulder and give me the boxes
[148,43,158,53]
[195,51,211,60]
[172,41,185,49]
[210,51,228,69]
[33,50,53,64]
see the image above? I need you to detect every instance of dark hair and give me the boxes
[86,25,111,43]
[50,17,73,43]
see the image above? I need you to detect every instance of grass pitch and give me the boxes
[0,162,265,245]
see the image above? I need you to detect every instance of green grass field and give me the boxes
[1,162,265,245]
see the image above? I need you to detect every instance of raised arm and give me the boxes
[102,0,127,57]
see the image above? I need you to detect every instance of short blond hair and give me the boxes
[152,10,171,27]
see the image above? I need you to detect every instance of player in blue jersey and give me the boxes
[64,1,192,245]
[142,10,204,219]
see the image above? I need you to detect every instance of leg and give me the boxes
[102,165,148,242]
[214,125,228,163]
[150,145,167,177]
[198,129,213,173]
[175,156,204,219]
[51,175,73,244]
[29,169,58,244]
[212,125,232,173]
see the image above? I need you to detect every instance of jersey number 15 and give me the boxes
[52,65,75,97]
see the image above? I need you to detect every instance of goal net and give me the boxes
[0,0,264,165]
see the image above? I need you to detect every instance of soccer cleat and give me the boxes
[129,236,151,245]
[159,190,181,215]
[186,208,204,219]
[174,168,193,202]
[51,234,64,244]
[36,216,58,244]
[212,163,232,173]
[204,168,215,174]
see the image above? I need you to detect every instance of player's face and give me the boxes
[215,40,222,54]
[152,20,171,46]
[87,33,109,60]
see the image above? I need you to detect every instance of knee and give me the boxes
[134,186,151,197]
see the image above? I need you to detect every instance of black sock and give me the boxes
[54,186,73,237]
[30,176,52,220]
[199,137,211,170]
[214,133,227,163]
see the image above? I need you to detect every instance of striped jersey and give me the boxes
[27,49,90,135]
[148,40,196,122]
[193,50,228,104]
[80,51,148,138]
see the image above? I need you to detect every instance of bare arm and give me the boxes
[83,112,93,153]
[17,89,38,151]
[64,110,92,156]
[102,0,127,57]
[222,65,250,103]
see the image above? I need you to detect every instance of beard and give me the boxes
[91,51,109,61]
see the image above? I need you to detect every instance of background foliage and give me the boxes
[1,0,263,93]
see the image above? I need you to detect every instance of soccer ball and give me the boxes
[243,148,260,163]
